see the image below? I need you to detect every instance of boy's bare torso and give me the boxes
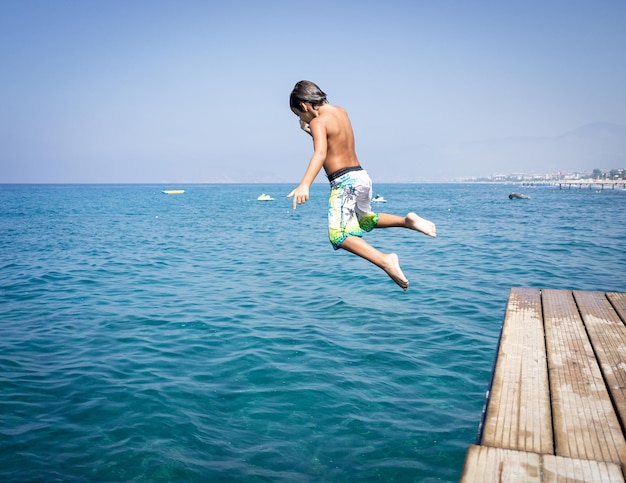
[314,104,361,176]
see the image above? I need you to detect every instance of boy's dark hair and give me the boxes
[290,80,327,112]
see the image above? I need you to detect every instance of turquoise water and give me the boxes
[1,183,625,482]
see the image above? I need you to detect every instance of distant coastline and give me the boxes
[456,167,625,184]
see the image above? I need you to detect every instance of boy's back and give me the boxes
[314,104,360,176]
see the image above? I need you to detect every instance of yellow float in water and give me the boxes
[161,190,185,195]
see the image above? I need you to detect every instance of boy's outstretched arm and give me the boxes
[287,119,327,209]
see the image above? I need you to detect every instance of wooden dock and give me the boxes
[461,288,626,482]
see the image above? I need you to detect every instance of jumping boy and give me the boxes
[287,80,436,290]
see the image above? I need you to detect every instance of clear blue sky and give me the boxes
[1,0,625,183]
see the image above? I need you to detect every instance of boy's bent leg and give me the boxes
[374,213,406,228]
[376,212,437,238]
[339,236,409,290]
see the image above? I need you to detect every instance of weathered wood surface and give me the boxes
[608,292,626,323]
[481,287,552,454]
[461,445,625,483]
[462,288,626,482]
[575,291,626,443]
[543,289,626,465]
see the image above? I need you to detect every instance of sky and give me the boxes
[1,0,625,183]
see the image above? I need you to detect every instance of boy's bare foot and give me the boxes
[382,253,409,291]
[406,212,437,238]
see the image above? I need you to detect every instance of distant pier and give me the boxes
[555,180,626,190]
[461,288,626,482]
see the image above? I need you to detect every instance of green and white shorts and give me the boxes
[327,166,379,249]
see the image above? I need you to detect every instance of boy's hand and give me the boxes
[287,185,309,209]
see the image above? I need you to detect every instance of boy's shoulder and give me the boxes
[319,104,348,120]
[327,103,346,113]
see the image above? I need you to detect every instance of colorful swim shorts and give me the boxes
[327,167,379,249]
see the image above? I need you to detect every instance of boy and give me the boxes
[287,80,436,290]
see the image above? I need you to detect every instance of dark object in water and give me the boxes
[509,192,530,200]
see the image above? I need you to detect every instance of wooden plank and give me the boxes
[542,454,625,482]
[460,445,541,482]
[608,292,626,323]
[481,287,552,453]
[542,289,626,464]
[460,445,625,482]
[574,291,626,457]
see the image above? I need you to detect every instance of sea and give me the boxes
[1,182,625,482]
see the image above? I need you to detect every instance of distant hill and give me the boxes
[558,122,626,140]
